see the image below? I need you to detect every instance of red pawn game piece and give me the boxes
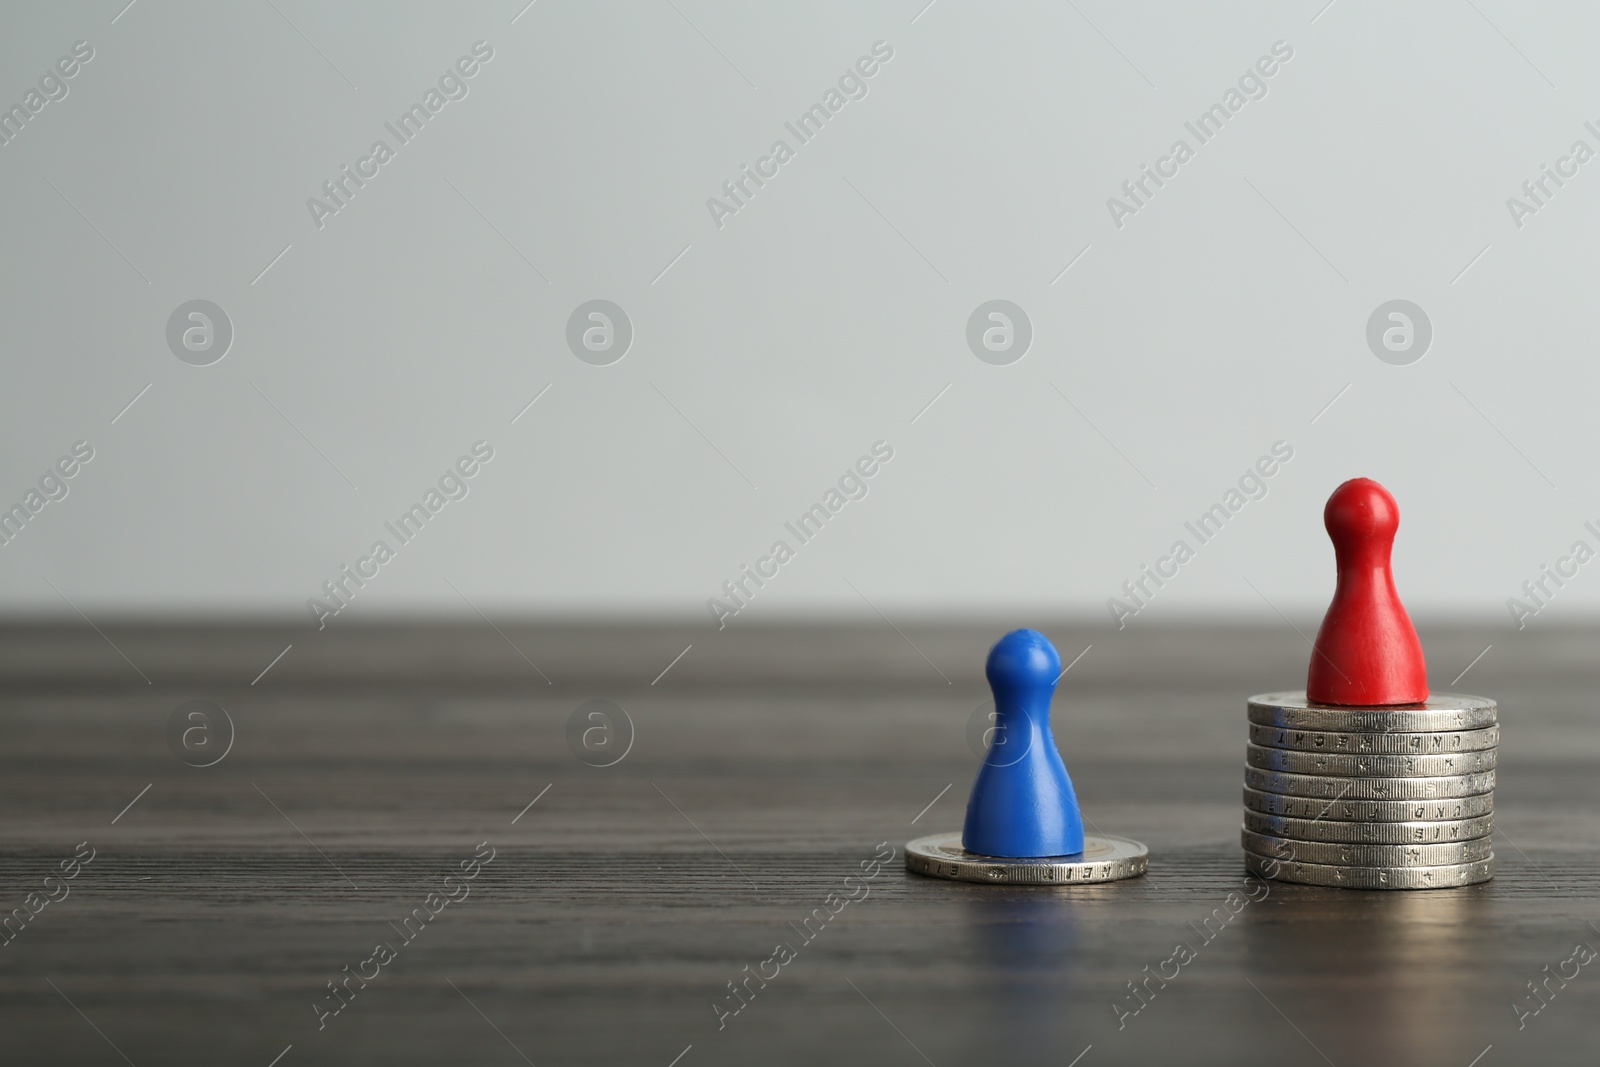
[1306,478,1428,706]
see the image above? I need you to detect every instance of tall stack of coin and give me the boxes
[1241,692,1497,889]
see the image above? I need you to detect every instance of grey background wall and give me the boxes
[1,1,1596,634]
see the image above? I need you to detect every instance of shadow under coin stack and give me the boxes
[1241,692,1497,889]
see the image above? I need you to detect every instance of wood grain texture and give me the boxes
[1,622,1597,1066]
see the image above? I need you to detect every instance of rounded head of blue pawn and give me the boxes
[986,629,1061,702]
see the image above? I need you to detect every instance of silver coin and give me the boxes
[1246,722,1499,755]
[905,832,1148,885]
[1244,850,1493,890]
[1244,766,1495,800]
[1243,810,1492,844]
[1248,692,1497,733]
[1242,786,1493,822]
[1245,743,1496,778]
[1241,828,1492,867]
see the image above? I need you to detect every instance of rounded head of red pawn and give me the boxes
[1306,477,1429,707]
[1324,478,1399,552]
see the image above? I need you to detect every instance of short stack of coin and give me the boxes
[1241,692,1497,889]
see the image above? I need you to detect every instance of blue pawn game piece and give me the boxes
[962,629,1085,859]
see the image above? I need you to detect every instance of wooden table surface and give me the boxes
[2,620,1597,1066]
